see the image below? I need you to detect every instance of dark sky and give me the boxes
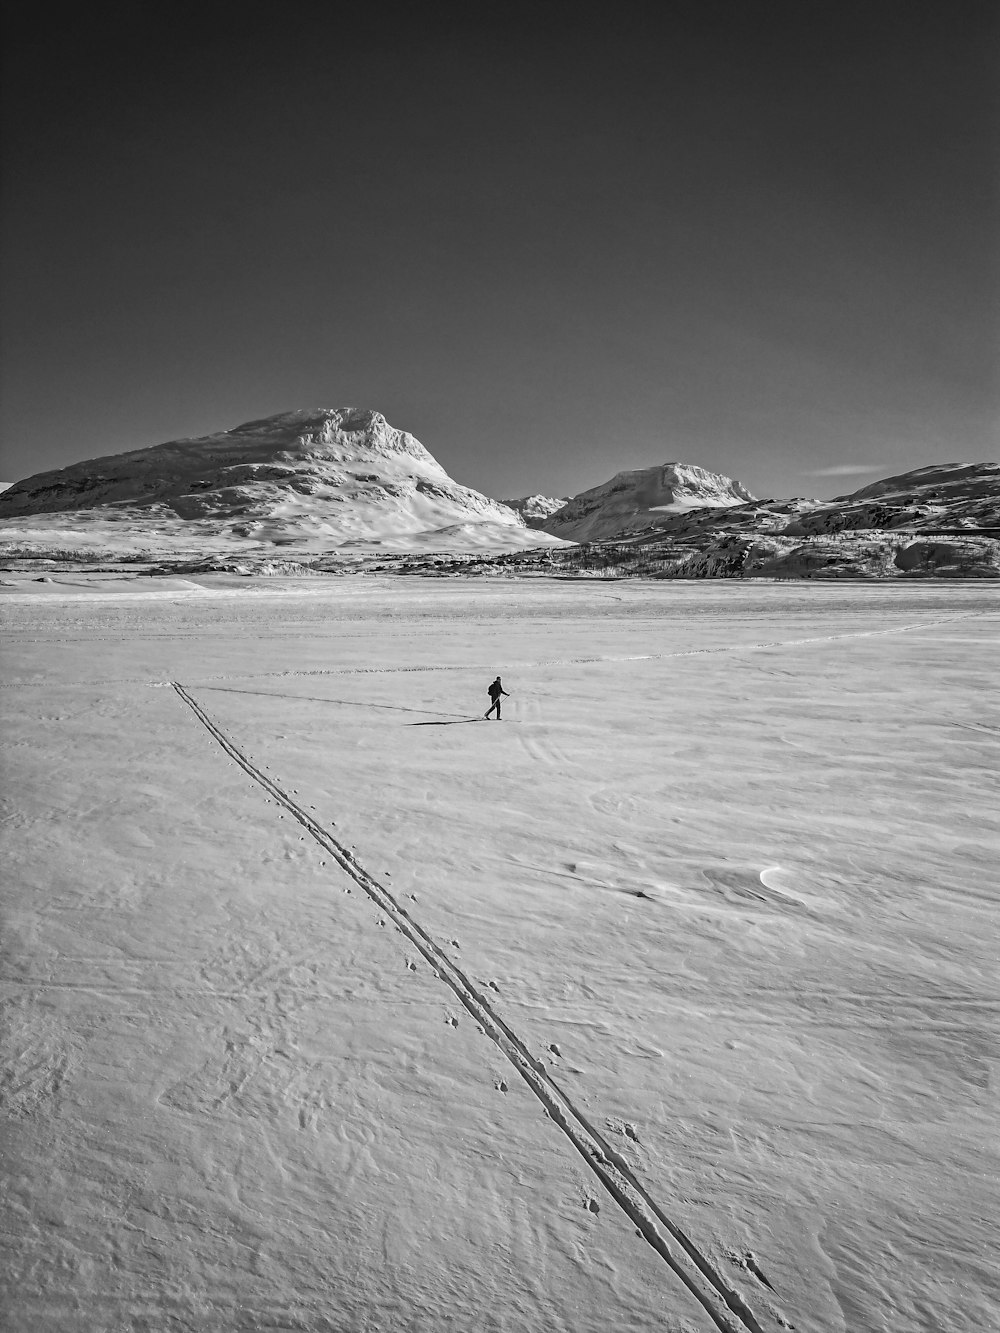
[2,2,997,500]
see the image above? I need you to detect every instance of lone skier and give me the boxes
[485,676,509,720]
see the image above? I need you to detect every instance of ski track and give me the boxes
[0,611,983,691]
[171,680,767,1333]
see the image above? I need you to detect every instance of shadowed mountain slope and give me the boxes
[833,462,1000,519]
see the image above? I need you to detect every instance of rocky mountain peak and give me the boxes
[221,408,440,468]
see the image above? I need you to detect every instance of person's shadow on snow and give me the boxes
[408,717,484,726]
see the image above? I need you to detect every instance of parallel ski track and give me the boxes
[172,679,766,1333]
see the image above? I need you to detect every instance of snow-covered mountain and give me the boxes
[542,460,1000,579]
[533,460,999,549]
[0,408,561,553]
[2,416,996,576]
[501,494,571,528]
[538,464,756,543]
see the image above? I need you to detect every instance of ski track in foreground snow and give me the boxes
[172,680,763,1333]
[3,578,998,1331]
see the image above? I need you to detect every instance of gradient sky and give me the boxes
[2,2,997,501]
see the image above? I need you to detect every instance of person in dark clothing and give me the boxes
[484,676,509,720]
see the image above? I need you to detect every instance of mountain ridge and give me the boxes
[0,408,563,553]
[1,409,997,576]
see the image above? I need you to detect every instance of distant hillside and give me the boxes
[540,461,1000,580]
[537,464,756,543]
[501,495,571,528]
[833,462,1000,523]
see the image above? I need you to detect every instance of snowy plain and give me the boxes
[1,576,998,1333]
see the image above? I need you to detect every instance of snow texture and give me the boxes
[2,575,998,1332]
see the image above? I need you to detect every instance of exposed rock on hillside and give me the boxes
[836,462,1000,516]
[539,461,1000,580]
[777,464,1000,537]
[549,531,1000,581]
[893,537,1000,577]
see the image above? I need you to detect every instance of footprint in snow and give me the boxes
[727,1249,774,1291]
[606,1116,641,1144]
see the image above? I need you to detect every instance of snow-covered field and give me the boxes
[2,576,997,1333]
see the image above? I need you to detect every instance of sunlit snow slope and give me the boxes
[540,464,757,542]
[0,408,562,554]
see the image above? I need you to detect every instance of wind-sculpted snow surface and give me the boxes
[2,578,998,1331]
[171,681,764,1333]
